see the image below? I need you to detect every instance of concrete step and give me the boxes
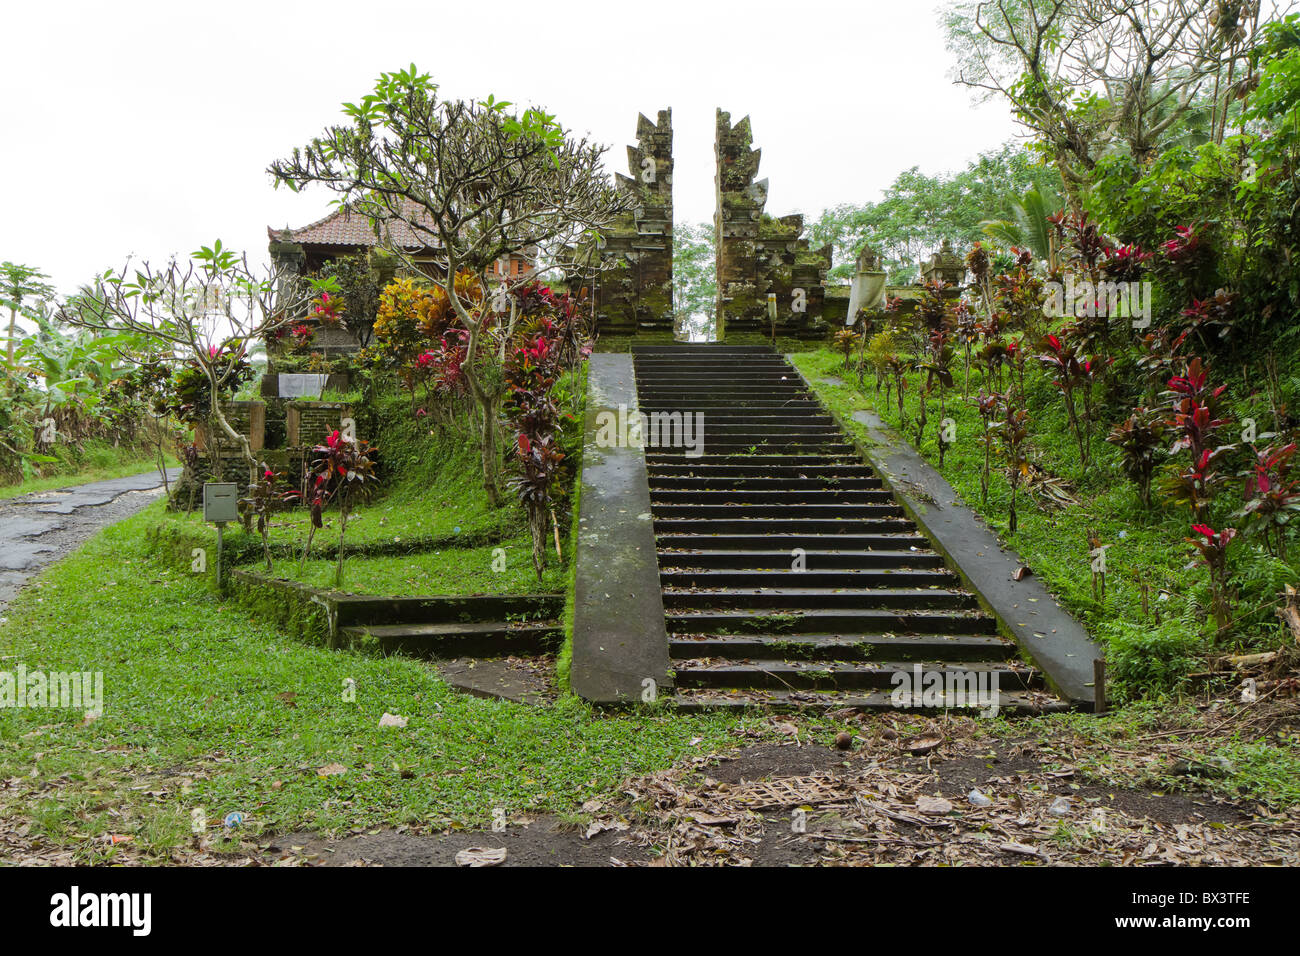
[661,587,977,611]
[656,549,947,570]
[673,420,840,432]
[637,388,811,398]
[660,568,958,589]
[661,443,857,455]
[665,607,997,635]
[649,476,883,491]
[339,621,562,658]
[652,503,905,520]
[657,533,934,550]
[672,660,1043,692]
[631,346,779,354]
[645,455,860,468]
[332,593,562,629]
[670,687,1068,714]
[637,413,835,425]
[651,489,895,505]
[653,517,916,535]
[648,464,879,478]
[668,632,1018,662]
[639,403,821,413]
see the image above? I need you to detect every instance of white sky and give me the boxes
[1,0,1021,304]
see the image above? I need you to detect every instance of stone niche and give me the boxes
[194,401,265,453]
[714,110,831,340]
[595,110,674,335]
[286,401,353,449]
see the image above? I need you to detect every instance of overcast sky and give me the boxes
[1,0,1021,305]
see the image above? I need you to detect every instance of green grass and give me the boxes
[791,347,1300,697]
[283,536,566,596]
[159,441,522,559]
[1,440,175,500]
[0,504,752,860]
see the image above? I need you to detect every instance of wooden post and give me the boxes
[1093,658,1108,715]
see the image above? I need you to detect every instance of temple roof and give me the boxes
[268,197,437,249]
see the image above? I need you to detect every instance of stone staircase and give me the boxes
[632,344,1063,713]
[337,595,563,659]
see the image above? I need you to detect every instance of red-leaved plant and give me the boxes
[1187,524,1237,631]
[1164,357,1233,520]
[1236,442,1300,559]
[309,429,378,588]
[239,466,299,572]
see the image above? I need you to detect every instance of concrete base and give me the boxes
[569,354,671,704]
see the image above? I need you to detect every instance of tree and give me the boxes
[672,221,717,338]
[63,241,324,486]
[1,262,55,374]
[808,144,1060,281]
[269,65,629,508]
[319,251,388,350]
[942,1,1275,195]
[980,183,1062,262]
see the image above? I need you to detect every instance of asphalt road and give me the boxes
[0,468,181,615]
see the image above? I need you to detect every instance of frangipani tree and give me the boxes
[269,65,630,507]
[63,241,327,486]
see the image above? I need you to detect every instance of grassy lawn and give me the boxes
[2,359,1292,866]
[0,504,752,862]
[159,448,523,559]
[286,537,567,596]
[0,503,1292,864]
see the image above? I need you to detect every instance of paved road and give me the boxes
[0,468,181,615]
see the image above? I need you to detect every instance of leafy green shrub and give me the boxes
[1102,618,1204,701]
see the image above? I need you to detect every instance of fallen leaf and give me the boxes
[916,796,954,815]
[456,847,507,867]
[902,735,944,756]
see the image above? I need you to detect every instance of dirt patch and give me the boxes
[264,815,650,867]
[599,716,1295,866]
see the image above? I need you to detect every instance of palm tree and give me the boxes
[980,185,1062,268]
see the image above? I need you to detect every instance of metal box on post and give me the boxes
[202,482,240,591]
[202,483,240,524]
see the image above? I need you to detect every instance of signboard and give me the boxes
[202,483,240,524]
[278,373,329,399]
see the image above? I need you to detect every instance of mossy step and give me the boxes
[661,587,977,611]
[339,621,562,659]
[665,608,997,635]
[656,549,945,569]
[668,632,1017,662]
[670,687,1068,714]
[672,660,1042,692]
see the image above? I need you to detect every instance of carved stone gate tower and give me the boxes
[714,109,831,340]
[594,110,674,335]
[594,108,829,340]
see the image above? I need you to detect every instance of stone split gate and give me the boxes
[595,109,833,340]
